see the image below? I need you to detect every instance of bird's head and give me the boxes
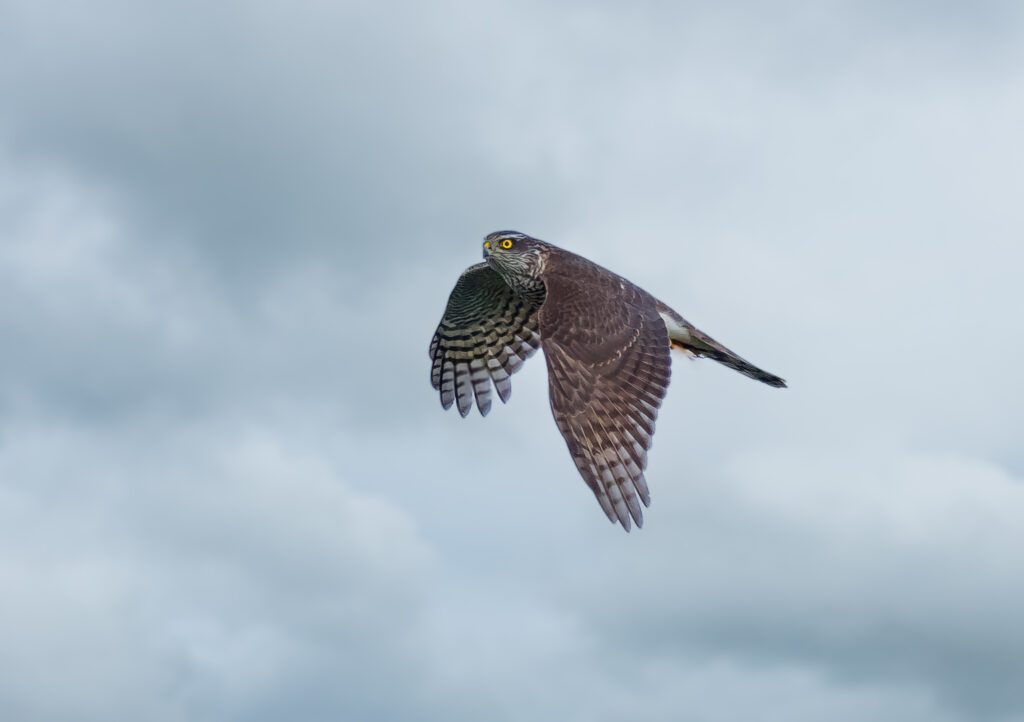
[482,231,547,293]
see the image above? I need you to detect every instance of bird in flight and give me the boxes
[429,231,785,531]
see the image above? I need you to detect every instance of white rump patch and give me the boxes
[659,309,693,345]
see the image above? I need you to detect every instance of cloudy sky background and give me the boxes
[2,1,1023,720]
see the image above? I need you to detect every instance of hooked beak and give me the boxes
[482,241,491,259]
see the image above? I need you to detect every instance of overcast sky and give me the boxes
[2,1,1024,720]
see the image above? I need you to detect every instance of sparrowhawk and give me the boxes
[429,231,785,531]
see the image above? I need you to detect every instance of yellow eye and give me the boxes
[501,239,513,249]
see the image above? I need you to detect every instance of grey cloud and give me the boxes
[0,1,570,288]
[0,415,443,721]
[546,449,1024,718]
[3,1,1024,721]
[5,0,1016,292]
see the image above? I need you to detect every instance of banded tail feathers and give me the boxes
[657,303,787,388]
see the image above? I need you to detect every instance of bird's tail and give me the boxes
[657,303,787,388]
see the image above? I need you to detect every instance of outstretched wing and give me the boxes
[540,273,671,531]
[429,263,544,417]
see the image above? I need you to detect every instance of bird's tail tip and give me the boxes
[758,371,787,388]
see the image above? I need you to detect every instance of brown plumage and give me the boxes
[429,231,785,531]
